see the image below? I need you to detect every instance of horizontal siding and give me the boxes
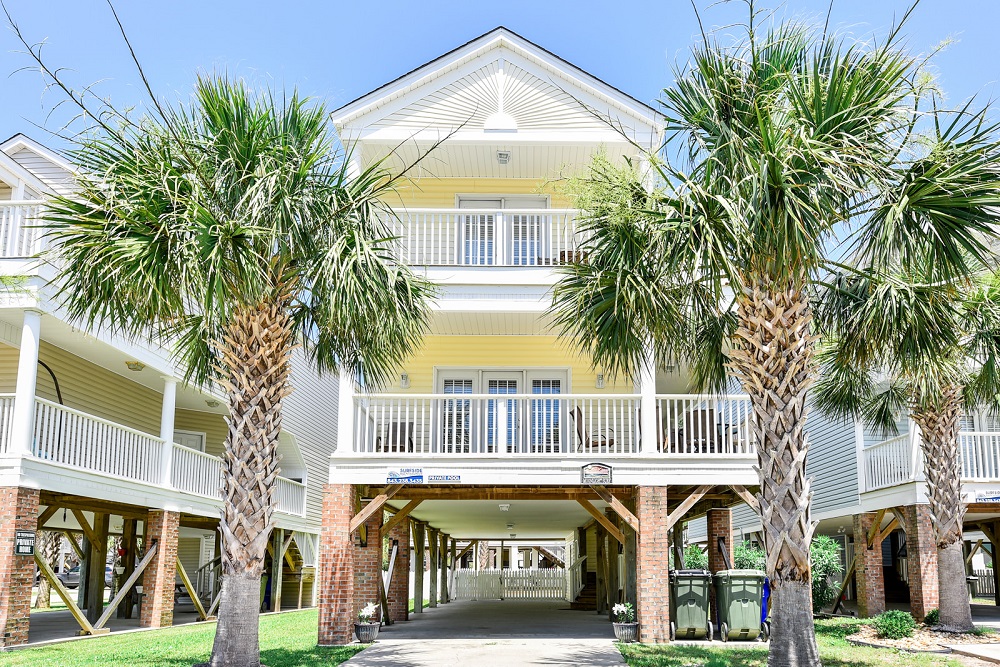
[688,516,707,541]
[392,177,572,209]
[8,147,74,195]
[175,409,227,457]
[387,335,632,395]
[177,537,202,589]
[283,349,338,530]
[0,341,162,435]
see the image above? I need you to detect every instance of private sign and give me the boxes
[14,530,34,556]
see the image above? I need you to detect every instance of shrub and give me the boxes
[872,610,916,639]
[733,541,765,570]
[810,536,844,610]
[924,608,939,625]
[684,544,708,570]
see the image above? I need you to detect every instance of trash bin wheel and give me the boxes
[706,621,713,642]
[760,622,770,641]
[721,622,729,642]
[669,622,676,641]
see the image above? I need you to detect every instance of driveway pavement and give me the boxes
[342,599,626,667]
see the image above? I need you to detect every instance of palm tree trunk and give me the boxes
[912,387,973,632]
[203,300,294,667]
[728,283,820,667]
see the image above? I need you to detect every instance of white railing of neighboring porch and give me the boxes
[960,432,1000,480]
[453,568,567,600]
[33,396,164,485]
[384,208,583,267]
[0,394,305,515]
[0,201,44,258]
[863,433,919,492]
[567,555,587,602]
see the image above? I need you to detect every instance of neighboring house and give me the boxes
[315,27,758,645]
[687,401,1000,620]
[0,134,324,645]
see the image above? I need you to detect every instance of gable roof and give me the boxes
[332,27,664,142]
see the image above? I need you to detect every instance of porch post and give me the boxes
[901,504,939,621]
[140,509,179,628]
[10,310,41,456]
[317,484,355,645]
[853,512,886,618]
[440,532,449,603]
[428,527,439,608]
[0,486,40,647]
[159,377,177,486]
[638,344,657,454]
[336,370,355,455]
[636,485,670,643]
[413,522,425,614]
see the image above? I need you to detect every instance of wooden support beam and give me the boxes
[866,508,888,548]
[875,517,900,546]
[413,522,425,614]
[832,557,857,614]
[37,505,59,529]
[350,484,402,533]
[730,485,760,514]
[577,499,624,545]
[665,485,712,532]
[591,486,640,533]
[62,531,85,560]
[428,527,439,608]
[84,512,108,624]
[455,542,476,562]
[208,591,222,617]
[71,509,100,550]
[383,486,622,501]
[382,499,422,536]
[282,532,297,571]
[94,545,159,629]
[35,550,107,636]
[39,493,147,520]
[175,555,209,621]
[967,539,984,565]
[118,518,137,619]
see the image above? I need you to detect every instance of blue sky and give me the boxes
[0,0,998,149]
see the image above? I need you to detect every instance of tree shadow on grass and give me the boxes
[617,643,767,667]
[259,644,365,667]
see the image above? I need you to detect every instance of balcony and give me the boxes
[0,201,43,258]
[0,395,306,516]
[863,429,1000,492]
[351,393,755,457]
[385,208,582,267]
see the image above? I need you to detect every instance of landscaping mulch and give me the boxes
[847,624,1000,653]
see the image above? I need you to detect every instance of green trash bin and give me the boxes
[714,569,765,642]
[669,569,713,640]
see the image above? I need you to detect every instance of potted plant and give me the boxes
[612,602,638,643]
[354,602,381,643]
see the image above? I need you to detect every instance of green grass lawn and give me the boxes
[618,617,967,667]
[407,598,431,612]
[0,609,363,667]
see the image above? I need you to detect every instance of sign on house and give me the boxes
[581,463,612,485]
[387,468,424,484]
[975,490,1000,503]
[14,530,34,556]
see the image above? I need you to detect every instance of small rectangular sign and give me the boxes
[582,463,612,485]
[388,468,424,484]
[14,530,34,556]
[428,474,461,482]
[975,491,1000,503]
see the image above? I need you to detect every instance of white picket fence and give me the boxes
[452,568,567,600]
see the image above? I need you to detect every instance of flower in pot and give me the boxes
[354,602,381,643]
[612,602,639,643]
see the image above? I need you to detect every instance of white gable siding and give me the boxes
[8,146,74,194]
[282,348,339,529]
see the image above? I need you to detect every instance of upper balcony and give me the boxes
[386,207,582,270]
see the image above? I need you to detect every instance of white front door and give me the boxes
[483,371,521,453]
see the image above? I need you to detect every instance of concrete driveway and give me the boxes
[342,599,626,667]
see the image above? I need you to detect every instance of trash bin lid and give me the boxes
[714,569,766,580]
[671,569,712,578]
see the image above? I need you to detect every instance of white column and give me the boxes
[159,377,177,486]
[10,310,41,456]
[335,368,356,456]
[853,418,866,494]
[638,344,657,454]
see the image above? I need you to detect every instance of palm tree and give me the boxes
[551,6,1000,664]
[816,258,1000,632]
[39,76,433,667]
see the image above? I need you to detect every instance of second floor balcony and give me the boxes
[863,428,1000,493]
[384,207,583,268]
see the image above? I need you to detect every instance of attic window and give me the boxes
[496,150,512,165]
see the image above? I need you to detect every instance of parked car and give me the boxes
[57,565,114,589]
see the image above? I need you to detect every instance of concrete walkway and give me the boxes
[343,599,626,667]
[27,609,203,644]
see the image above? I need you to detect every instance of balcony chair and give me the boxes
[571,406,615,453]
[375,421,414,453]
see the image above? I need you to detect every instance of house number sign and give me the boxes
[581,463,612,485]
[14,530,35,556]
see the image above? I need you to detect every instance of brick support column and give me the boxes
[636,486,670,643]
[707,508,733,573]
[140,509,179,628]
[901,504,939,620]
[853,512,885,618]
[354,501,382,620]
[386,518,410,622]
[0,486,39,647]
[318,484,355,645]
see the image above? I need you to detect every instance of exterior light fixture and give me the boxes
[206,400,220,408]
[125,361,145,372]
[496,150,511,165]
[595,373,605,389]
[506,523,515,531]
[400,372,410,389]
[499,503,511,512]
[509,533,517,538]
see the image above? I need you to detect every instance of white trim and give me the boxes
[0,135,79,176]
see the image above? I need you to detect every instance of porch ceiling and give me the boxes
[393,498,606,541]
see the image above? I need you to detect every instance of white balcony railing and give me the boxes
[864,429,1000,492]
[0,201,44,258]
[385,208,583,267]
[352,393,754,456]
[0,395,305,515]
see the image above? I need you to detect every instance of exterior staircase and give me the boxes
[569,572,597,610]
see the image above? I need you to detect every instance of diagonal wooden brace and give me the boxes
[351,485,403,533]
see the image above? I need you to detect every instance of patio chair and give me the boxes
[570,406,615,453]
[375,421,414,453]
